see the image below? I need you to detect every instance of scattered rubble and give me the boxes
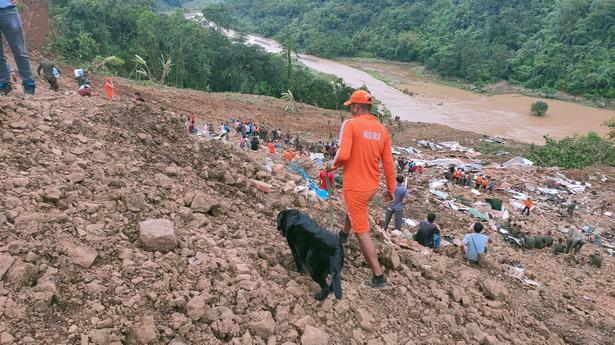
[0,74,613,345]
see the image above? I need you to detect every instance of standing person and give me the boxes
[37,59,61,91]
[318,165,335,193]
[329,90,396,289]
[382,175,409,232]
[239,135,247,149]
[521,197,533,216]
[414,213,441,249]
[474,175,484,190]
[250,135,259,151]
[267,140,276,154]
[0,0,35,95]
[328,142,337,160]
[104,77,115,100]
[461,222,491,264]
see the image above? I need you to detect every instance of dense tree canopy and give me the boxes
[48,0,353,109]
[225,0,615,98]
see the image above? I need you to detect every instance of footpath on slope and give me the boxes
[0,75,614,345]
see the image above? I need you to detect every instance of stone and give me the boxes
[186,294,209,320]
[164,165,181,177]
[138,219,177,253]
[255,171,271,181]
[123,192,147,212]
[481,335,499,345]
[57,236,98,268]
[133,316,157,344]
[43,187,62,202]
[300,325,329,345]
[5,260,39,288]
[191,193,220,214]
[356,308,374,331]
[89,329,112,345]
[465,323,486,342]
[0,254,15,280]
[480,279,508,301]
[68,172,85,184]
[9,120,28,129]
[0,332,14,345]
[250,179,273,193]
[155,173,174,188]
[247,311,275,339]
[383,249,401,270]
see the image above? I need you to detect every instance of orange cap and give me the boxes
[344,90,373,106]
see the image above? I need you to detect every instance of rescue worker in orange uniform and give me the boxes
[522,197,533,216]
[475,175,484,190]
[328,90,395,289]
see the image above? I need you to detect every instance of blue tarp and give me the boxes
[287,163,329,200]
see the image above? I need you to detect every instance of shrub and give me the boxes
[531,101,549,116]
[528,133,615,168]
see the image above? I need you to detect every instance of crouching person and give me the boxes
[461,222,491,265]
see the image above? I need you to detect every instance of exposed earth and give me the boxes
[1,4,614,344]
[0,67,614,345]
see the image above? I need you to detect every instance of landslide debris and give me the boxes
[0,81,613,345]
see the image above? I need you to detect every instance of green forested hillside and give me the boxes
[224,0,615,98]
[47,0,353,109]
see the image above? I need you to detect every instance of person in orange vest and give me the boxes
[283,148,296,161]
[482,176,490,191]
[522,197,533,216]
[452,169,463,185]
[329,89,396,290]
[267,140,276,154]
[104,77,115,100]
[474,175,484,190]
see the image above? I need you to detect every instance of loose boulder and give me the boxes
[138,219,177,252]
[301,325,329,345]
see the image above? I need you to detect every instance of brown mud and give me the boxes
[0,69,614,344]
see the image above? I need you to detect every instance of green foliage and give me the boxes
[203,3,233,28]
[531,101,549,116]
[226,0,615,97]
[48,0,353,110]
[605,118,615,140]
[88,56,125,74]
[281,90,297,113]
[527,133,615,168]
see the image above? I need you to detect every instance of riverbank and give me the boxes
[341,58,615,111]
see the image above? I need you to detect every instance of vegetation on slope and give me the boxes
[223,0,615,99]
[48,0,353,110]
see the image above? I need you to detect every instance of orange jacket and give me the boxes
[267,142,275,154]
[475,176,483,185]
[524,199,533,208]
[333,114,395,193]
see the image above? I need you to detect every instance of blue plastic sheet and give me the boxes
[287,163,329,200]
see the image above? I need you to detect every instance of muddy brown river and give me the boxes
[187,13,615,143]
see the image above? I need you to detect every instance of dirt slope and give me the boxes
[0,77,614,345]
[20,0,52,52]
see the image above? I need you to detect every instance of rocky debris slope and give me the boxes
[0,87,613,345]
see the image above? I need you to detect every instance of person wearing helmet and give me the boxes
[328,89,396,289]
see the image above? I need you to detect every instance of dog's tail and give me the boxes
[329,247,343,299]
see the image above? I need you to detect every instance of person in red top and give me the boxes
[329,89,396,289]
[318,164,335,192]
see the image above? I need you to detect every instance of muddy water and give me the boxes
[187,13,615,143]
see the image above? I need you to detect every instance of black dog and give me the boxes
[277,209,344,300]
